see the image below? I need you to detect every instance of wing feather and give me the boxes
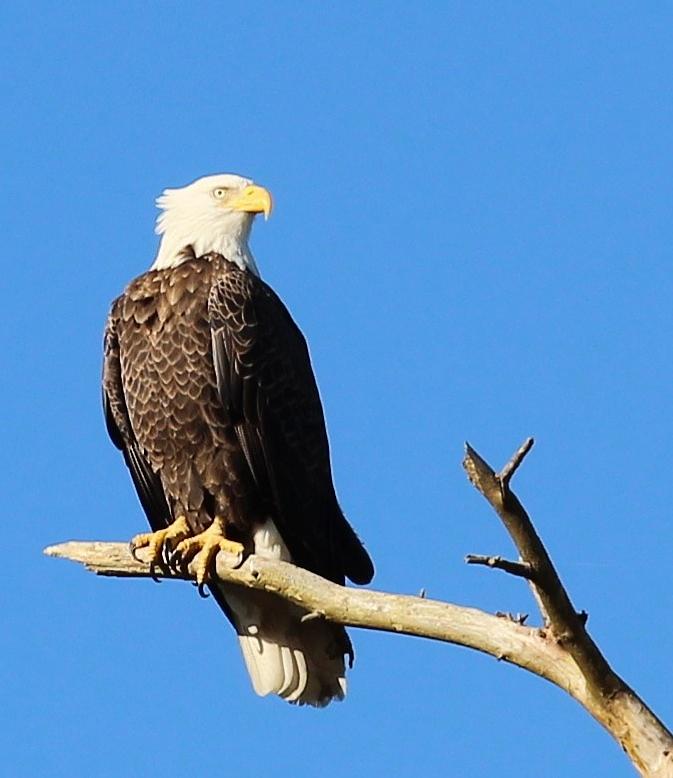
[102,303,171,532]
[208,269,373,585]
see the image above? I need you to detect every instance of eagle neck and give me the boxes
[152,213,260,276]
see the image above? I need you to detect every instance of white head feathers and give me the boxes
[152,173,271,275]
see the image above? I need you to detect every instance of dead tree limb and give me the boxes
[45,440,673,777]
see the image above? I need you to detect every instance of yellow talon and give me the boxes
[172,516,244,586]
[129,515,191,568]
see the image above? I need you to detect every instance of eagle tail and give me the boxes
[221,586,348,706]
[212,518,350,707]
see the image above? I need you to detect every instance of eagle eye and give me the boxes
[213,187,229,199]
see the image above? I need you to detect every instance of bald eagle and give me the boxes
[103,174,374,706]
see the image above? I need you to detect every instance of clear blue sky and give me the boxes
[2,3,671,776]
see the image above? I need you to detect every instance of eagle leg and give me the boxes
[170,516,244,592]
[129,515,191,579]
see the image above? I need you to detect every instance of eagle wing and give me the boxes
[102,301,171,532]
[208,269,374,585]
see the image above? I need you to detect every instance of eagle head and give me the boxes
[152,173,273,274]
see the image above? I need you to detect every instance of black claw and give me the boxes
[129,541,141,562]
[148,561,163,584]
[197,581,210,598]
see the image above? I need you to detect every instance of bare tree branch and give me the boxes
[463,439,673,776]
[498,435,535,487]
[45,539,579,684]
[45,440,673,777]
[463,438,615,695]
[464,553,533,579]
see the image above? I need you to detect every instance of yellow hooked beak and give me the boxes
[228,184,273,220]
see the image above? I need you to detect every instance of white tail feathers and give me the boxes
[216,519,349,707]
[223,586,347,706]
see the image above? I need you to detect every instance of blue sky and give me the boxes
[2,2,672,775]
